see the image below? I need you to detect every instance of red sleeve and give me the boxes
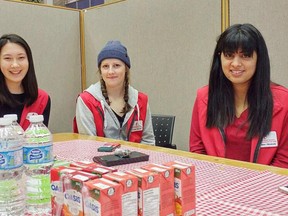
[189,94,207,154]
[270,112,288,168]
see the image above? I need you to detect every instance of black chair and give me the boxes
[151,114,176,149]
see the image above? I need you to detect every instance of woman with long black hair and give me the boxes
[0,33,50,129]
[190,24,288,168]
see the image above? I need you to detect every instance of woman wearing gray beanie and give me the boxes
[74,40,155,145]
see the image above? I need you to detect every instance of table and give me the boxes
[53,133,288,216]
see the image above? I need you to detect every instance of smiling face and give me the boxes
[100,58,126,89]
[0,42,29,93]
[221,49,257,88]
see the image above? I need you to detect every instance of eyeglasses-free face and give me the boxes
[100,58,126,89]
[221,49,257,88]
[0,42,29,93]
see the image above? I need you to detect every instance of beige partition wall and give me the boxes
[84,0,222,151]
[230,0,288,88]
[0,1,82,133]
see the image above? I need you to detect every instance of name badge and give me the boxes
[261,131,278,148]
[131,120,143,132]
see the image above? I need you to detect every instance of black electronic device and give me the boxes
[93,151,149,166]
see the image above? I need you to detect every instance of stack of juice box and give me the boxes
[164,161,196,216]
[50,160,196,216]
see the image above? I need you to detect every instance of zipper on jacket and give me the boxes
[126,108,137,141]
[253,137,263,163]
[219,128,226,157]
[96,106,105,127]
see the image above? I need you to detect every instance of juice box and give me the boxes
[103,171,138,216]
[62,171,99,216]
[50,166,82,216]
[126,168,160,216]
[83,164,117,177]
[164,161,196,216]
[142,163,176,216]
[70,161,97,169]
[83,178,123,216]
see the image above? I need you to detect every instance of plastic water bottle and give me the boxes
[4,114,25,137]
[23,115,54,215]
[0,117,25,215]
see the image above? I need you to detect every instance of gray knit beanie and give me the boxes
[97,40,131,68]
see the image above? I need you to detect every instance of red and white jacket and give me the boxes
[20,89,50,130]
[190,84,288,168]
[74,82,155,144]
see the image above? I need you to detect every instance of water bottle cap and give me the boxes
[3,114,18,121]
[29,114,44,123]
[0,117,13,126]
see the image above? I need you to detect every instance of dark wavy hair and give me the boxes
[206,23,273,139]
[0,34,38,107]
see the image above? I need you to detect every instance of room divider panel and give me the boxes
[83,0,222,150]
[0,0,82,134]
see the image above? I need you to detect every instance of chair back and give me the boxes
[151,114,176,149]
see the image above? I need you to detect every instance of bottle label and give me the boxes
[0,147,23,170]
[23,143,53,164]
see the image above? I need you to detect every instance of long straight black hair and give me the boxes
[206,23,273,139]
[0,33,38,107]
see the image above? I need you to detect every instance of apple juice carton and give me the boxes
[50,166,83,216]
[70,161,98,169]
[126,168,160,216]
[103,171,138,216]
[142,163,176,216]
[164,161,196,216]
[62,171,98,216]
[83,164,117,178]
[83,177,123,216]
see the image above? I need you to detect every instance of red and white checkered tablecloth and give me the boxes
[54,139,288,216]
